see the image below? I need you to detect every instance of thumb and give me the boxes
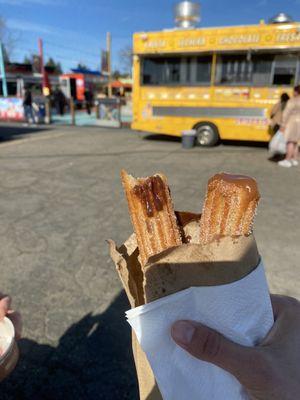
[171,320,261,381]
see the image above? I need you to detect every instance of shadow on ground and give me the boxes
[2,291,138,400]
[0,125,50,143]
[143,134,181,143]
[142,134,269,149]
[267,153,286,163]
[222,139,268,149]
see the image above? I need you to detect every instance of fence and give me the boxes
[0,96,132,127]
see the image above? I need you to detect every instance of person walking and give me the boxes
[84,89,93,115]
[23,87,34,125]
[270,92,290,134]
[278,86,300,167]
[54,88,66,116]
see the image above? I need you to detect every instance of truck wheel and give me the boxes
[195,123,219,147]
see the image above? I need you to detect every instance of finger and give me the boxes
[270,294,298,320]
[270,294,287,316]
[0,296,12,320]
[171,320,260,380]
[7,311,22,340]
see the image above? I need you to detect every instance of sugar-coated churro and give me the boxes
[199,173,260,244]
[121,170,182,266]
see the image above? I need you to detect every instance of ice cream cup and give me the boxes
[0,317,19,381]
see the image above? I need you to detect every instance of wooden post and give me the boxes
[70,97,75,125]
[95,101,100,119]
[45,97,51,124]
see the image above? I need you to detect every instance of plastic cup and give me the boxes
[0,317,19,381]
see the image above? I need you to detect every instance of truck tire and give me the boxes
[194,123,219,147]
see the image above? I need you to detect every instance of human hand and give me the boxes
[171,294,300,400]
[0,294,22,340]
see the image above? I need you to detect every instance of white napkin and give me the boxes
[126,261,274,400]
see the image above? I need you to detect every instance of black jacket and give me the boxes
[23,90,32,106]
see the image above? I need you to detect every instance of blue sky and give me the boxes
[1,0,300,72]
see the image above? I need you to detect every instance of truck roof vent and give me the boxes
[174,1,200,29]
[269,13,294,24]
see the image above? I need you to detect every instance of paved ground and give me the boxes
[0,123,299,399]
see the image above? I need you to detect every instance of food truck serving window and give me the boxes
[216,54,253,85]
[141,52,300,87]
[272,55,298,85]
[216,52,300,86]
[142,55,212,86]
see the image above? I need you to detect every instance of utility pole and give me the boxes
[0,43,8,97]
[38,38,49,96]
[38,38,44,75]
[106,32,112,98]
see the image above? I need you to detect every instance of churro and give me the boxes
[199,173,260,244]
[121,170,182,266]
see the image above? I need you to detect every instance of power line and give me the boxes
[44,51,98,62]
[13,46,99,67]
[15,44,100,62]
[13,39,123,69]
[14,47,39,55]
[44,40,101,58]
[43,52,99,67]
[50,52,99,62]
[14,36,131,62]
[16,43,99,58]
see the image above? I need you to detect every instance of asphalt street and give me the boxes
[0,124,299,399]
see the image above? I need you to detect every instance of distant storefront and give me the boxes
[0,62,59,98]
[110,79,132,97]
[60,68,108,104]
[0,97,24,121]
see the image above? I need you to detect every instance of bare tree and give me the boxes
[119,45,133,76]
[0,17,17,62]
[23,53,41,72]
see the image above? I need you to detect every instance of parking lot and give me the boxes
[0,124,299,400]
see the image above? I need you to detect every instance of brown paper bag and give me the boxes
[109,212,259,400]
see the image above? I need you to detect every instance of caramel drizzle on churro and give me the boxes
[133,176,166,217]
[121,170,181,266]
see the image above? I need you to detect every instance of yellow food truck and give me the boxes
[132,15,300,146]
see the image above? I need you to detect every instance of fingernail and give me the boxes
[2,296,10,302]
[1,296,10,307]
[172,321,195,345]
